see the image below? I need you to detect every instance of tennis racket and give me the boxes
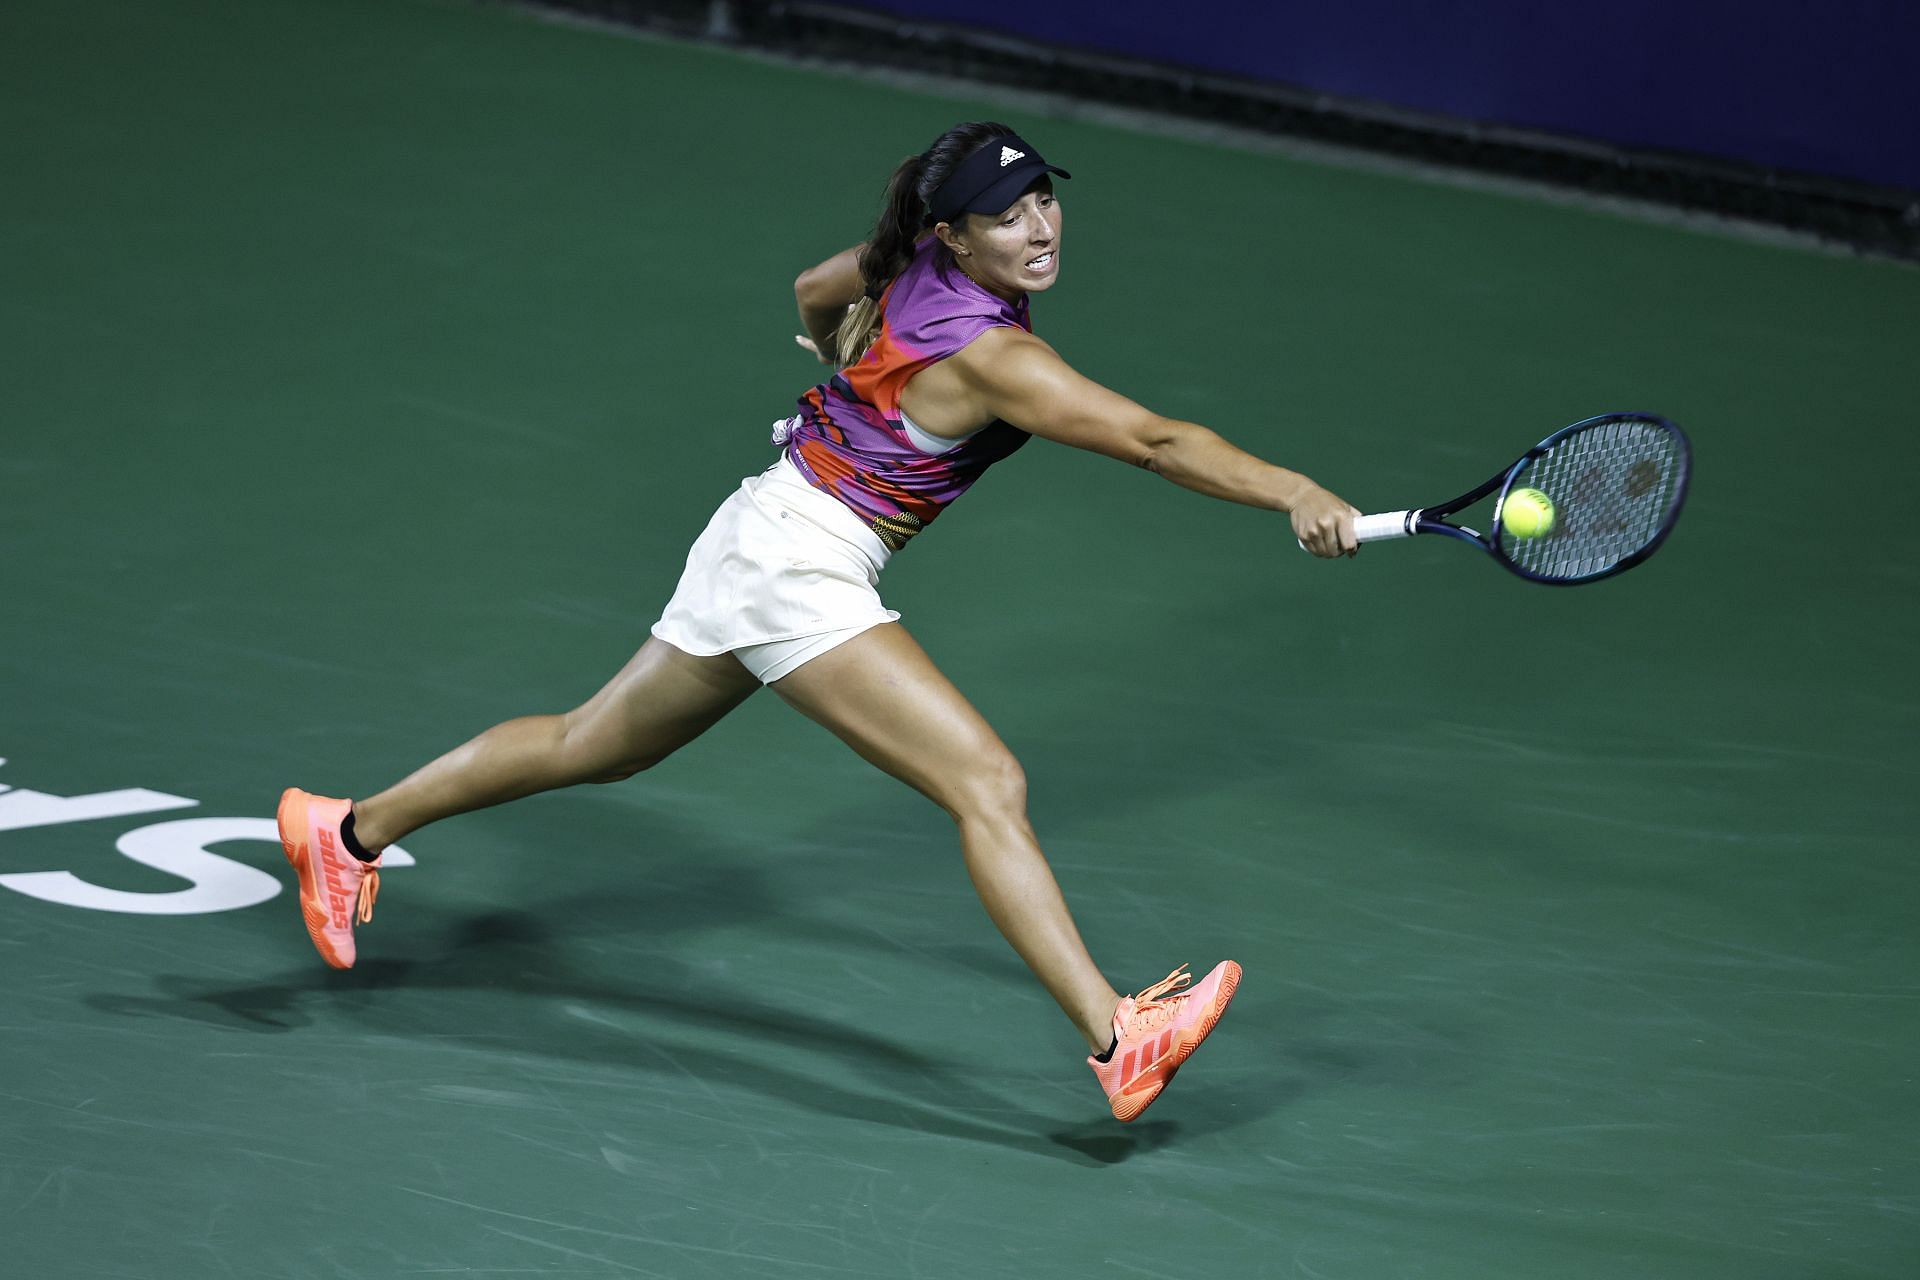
[1327,412,1691,585]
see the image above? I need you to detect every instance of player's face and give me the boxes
[952,181,1062,300]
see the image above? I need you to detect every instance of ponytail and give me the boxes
[833,295,884,370]
[837,153,926,366]
[833,121,1017,366]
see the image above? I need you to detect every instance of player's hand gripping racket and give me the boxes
[1323,412,1691,585]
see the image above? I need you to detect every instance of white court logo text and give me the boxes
[0,758,413,915]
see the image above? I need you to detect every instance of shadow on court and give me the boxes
[79,862,1302,1166]
[85,933,1463,1169]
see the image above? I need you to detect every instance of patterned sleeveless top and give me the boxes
[779,235,1033,551]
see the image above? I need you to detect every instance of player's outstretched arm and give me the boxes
[950,328,1359,557]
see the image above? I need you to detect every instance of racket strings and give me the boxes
[1502,419,1685,581]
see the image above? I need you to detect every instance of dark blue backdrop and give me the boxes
[853,0,1920,191]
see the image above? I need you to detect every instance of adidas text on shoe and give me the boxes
[277,788,380,969]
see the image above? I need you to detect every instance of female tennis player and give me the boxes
[278,121,1359,1122]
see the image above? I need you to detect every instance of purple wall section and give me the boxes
[850,0,1920,192]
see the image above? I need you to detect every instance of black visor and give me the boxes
[927,134,1071,225]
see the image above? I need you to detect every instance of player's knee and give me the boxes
[559,714,667,785]
[950,747,1027,820]
[583,744,673,784]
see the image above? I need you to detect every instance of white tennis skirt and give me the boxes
[650,455,900,683]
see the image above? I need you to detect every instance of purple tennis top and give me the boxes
[779,235,1033,551]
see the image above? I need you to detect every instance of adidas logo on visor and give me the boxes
[999,146,1026,167]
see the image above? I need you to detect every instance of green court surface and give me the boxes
[3,2,1916,1277]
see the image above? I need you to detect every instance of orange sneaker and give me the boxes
[276,788,379,969]
[1088,961,1241,1122]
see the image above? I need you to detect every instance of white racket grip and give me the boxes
[1354,510,1416,542]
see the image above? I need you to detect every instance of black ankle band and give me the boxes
[1094,1035,1118,1064]
[340,810,379,862]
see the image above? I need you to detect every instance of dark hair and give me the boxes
[859,120,1014,300]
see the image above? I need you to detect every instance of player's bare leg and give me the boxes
[769,622,1123,1052]
[281,638,759,968]
[352,638,761,850]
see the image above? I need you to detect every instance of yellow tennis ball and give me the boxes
[1501,487,1556,538]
